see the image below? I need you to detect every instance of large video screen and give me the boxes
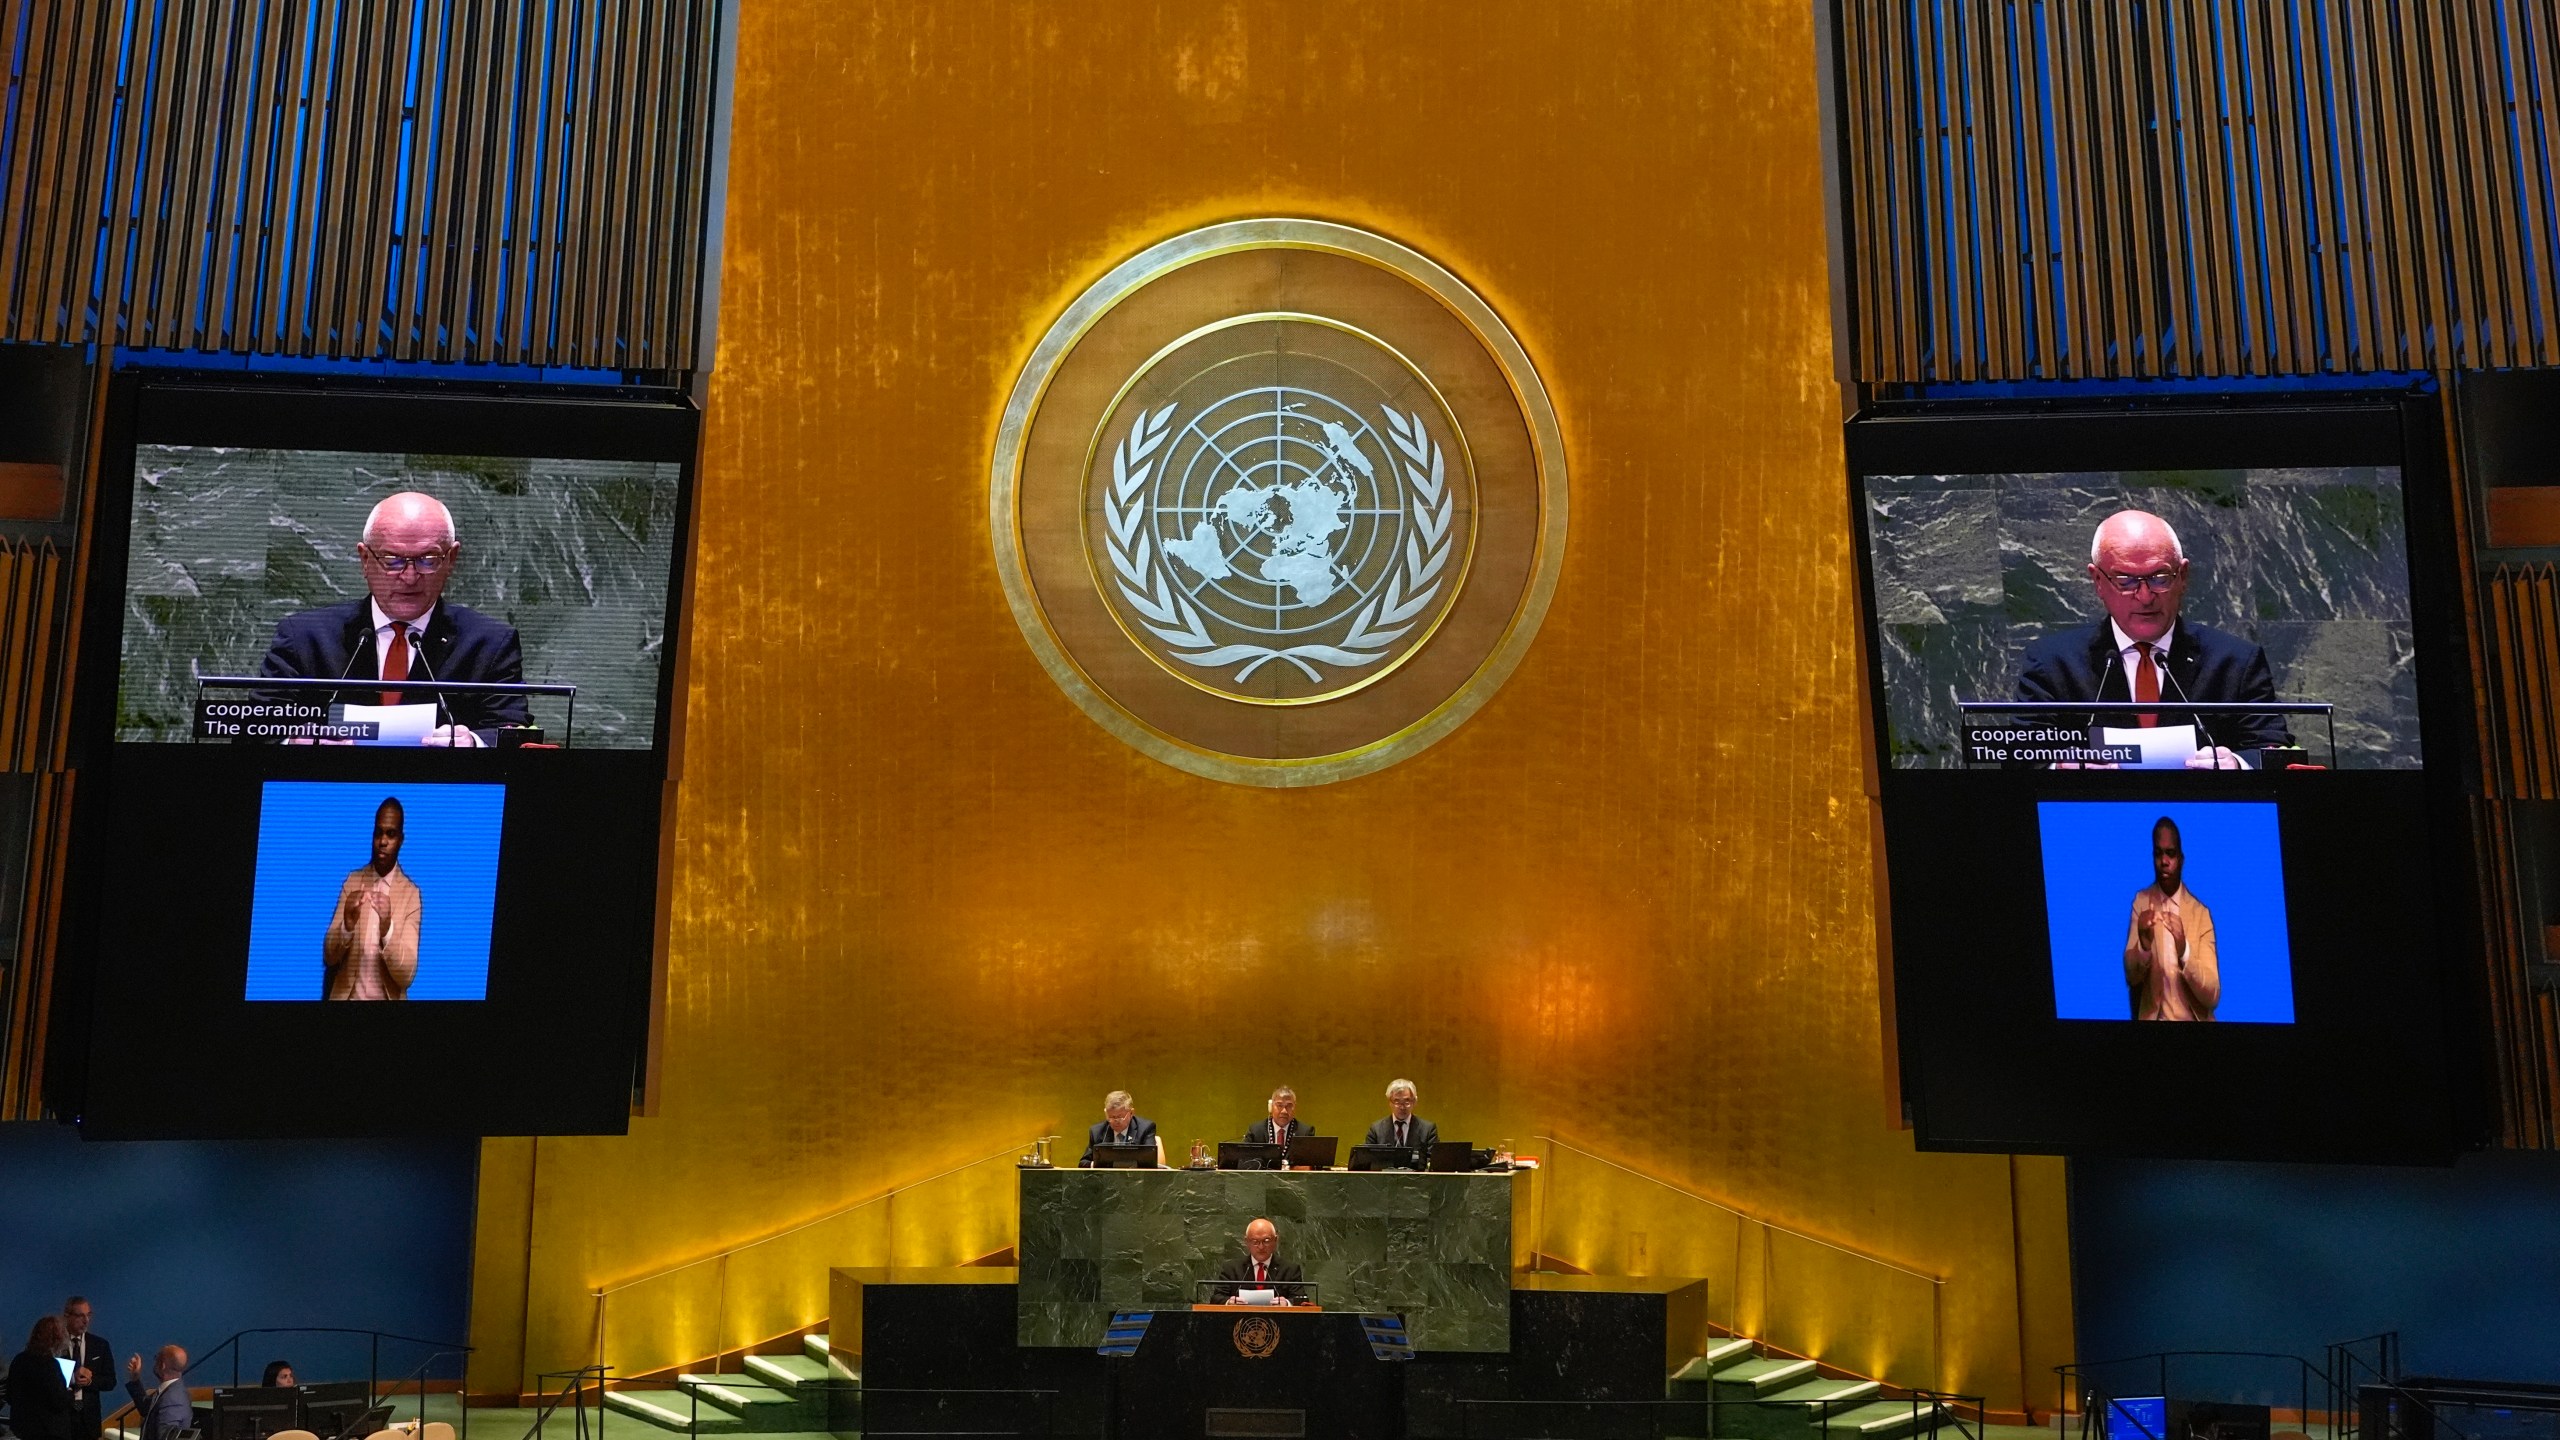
[117,446,681,749]
[1851,402,2476,1162]
[61,379,695,1139]
[1862,465,2420,771]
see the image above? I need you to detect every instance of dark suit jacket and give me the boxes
[6,1349,76,1440]
[2015,619,2289,754]
[1210,1253,1308,1302]
[1363,1116,1440,1150]
[1081,1116,1159,1166]
[64,1333,109,1440]
[258,598,531,735]
[1243,1117,1316,1145]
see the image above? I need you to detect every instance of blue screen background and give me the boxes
[244,782,506,1001]
[2038,800,2295,1024]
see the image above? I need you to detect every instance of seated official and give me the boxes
[1244,1085,1316,1146]
[2014,510,2288,768]
[260,1360,296,1388]
[1363,1078,1439,1152]
[1080,1089,1161,1166]
[125,1348,191,1440]
[257,492,530,746]
[1210,1218,1307,1304]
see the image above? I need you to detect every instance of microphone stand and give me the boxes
[2158,660,2242,769]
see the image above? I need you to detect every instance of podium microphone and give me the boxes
[2159,662,2239,769]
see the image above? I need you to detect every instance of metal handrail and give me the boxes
[593,1136,1043,1296]
[1533,1133,1943,1283]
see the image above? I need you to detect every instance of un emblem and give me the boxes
[994,220,1565,785]
[1231,1315,1283,1359]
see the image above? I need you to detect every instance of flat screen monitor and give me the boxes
[1217,1142,1282,1171]
[1086,1144,1157,1170]
[64,379,697,1139]
[2105,1398,2169,1440]
[1848,400,2473,1161]
[1348,1143,1426,1171]
[211,1387,300,1440]
[1427,1141,1482,1172]
[1284,1135,1338,1169]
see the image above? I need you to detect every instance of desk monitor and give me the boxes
[300,1381,371,1437]
[329,1404,396,1440]
[1427,1141,1483,1172]
[1087,1143,1158,1170]
[211,1386,301,1440]
[1348,1143,1426,1172]
[1217,1141,1283,1171]
[1285,1135,1339,1169]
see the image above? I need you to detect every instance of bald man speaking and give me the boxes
[2015,509,2287,769]
[258,491,530,746]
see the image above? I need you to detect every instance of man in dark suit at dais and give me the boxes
[258,490,531,746]
[2014,509,2288,769]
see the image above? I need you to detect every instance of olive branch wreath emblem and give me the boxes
[1101,402,1454,686]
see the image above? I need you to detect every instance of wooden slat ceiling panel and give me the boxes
[0,0,721,369]
[1834,0,2560,381]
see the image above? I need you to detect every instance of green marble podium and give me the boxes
[1016,1166,1520,1352]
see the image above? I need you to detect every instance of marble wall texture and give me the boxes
[116,446,681,747]
[1017,1168,1516,1352]
[1864,468,2421,769]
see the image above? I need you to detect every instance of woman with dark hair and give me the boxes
[6,1315,77,1440]
[260,1361,296,1389]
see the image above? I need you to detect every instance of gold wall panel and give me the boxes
[475,0,2073,1411]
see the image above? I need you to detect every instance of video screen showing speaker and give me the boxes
[1850,400,2476,1161]
[61,378,696,1139]
[1860,462,2419,772]
[116,445,680,750]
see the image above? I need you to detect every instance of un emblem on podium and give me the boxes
[1231,1314,1283,1359]
[994,220,1567,786]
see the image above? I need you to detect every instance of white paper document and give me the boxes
[338,701,441,746]
[2098,722,2198,769]
[1235,1288,1281,1306]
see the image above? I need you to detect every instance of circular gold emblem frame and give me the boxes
[1232,1314,1282,1358]
[991,219,1568,787]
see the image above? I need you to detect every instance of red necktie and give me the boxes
[2133,642,2159,728]
[1255,1262,1266,1283]
[1396,1121,1406,1146]
[382,621,410,706]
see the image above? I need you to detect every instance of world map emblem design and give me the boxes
[1090,325,1473,704]
[993,220,1567,787]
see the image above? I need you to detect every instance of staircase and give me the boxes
[1668,1334,1951,1440]
[601,1333,855,1435]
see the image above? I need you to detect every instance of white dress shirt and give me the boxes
[370,599,437,680]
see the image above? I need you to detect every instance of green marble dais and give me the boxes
[1017,1168,1514,1352]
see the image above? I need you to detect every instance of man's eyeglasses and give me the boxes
[366,549,448,575]
[2102,570,2179,594]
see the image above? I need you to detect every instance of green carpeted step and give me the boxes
[805,1333,859,1382]
[603,1387,746,1435]
[741,1354,837,1394]
[1763,1379,1881,1410]
[803,1334,830,1362]
[1714,1357,1819,1395]
[1825,1400,1947,1439]
[678,1376,822,1433]
[1670,1337,1763,1401]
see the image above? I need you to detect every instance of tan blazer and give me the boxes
[2123,882,2218,1020]
[324,863,422,1000]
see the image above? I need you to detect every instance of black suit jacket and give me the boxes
[64,1333,109,1440]
[1081,1116,1158,1166]
[1210,1253,1308,1302]
[1243,1117,1315,1145]
[2015,619,2289,754]
[6,1348,77,1440]
[1363,1116,1439,1150]
[258,598,531,735]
